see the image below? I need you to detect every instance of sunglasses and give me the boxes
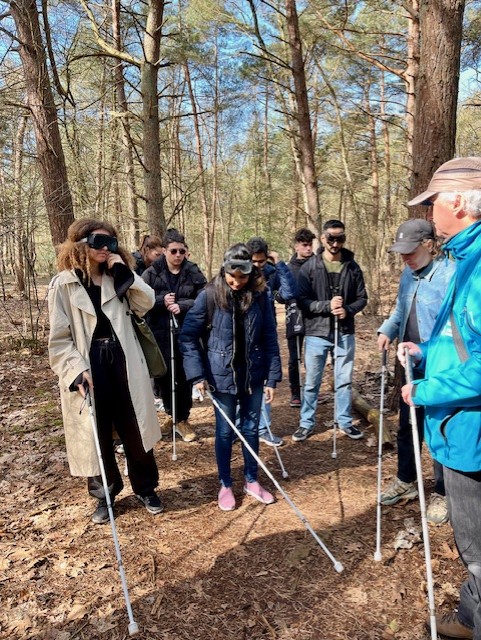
[168,248,186,255]
[223,260,253,275]
[82,233,119,252]
[325,233,346,245]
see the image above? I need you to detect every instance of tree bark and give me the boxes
[285,0,320,232]
[409,0,465,214]
[10,0,74,247]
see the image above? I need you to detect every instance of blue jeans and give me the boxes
[212,387,263,488]
[300,334,355,432]
[258,396,270,436]
[444,466,481,638]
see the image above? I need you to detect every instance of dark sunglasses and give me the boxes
[169,248,186,255]
[326,233,346,245]
[82,233,118,252]
[223,259,252,275]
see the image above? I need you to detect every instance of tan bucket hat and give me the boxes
[408,157,481,206]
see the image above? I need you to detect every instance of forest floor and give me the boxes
[0,282,465,640]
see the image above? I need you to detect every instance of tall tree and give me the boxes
[9,0,74,246]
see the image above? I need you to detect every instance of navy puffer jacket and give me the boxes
[179,287,282,394]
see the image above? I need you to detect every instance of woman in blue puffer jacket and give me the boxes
[179,243,282,512]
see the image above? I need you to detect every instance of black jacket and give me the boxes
[142,256,207,351]
[298,248,367,338]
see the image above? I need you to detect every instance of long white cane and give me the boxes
[331,315,339,459]
[84,389,139,636]
[405,350,437,639]
[207,389,344,573]
[170,313,178,461]
[261,405,289,479]
[374,349,388,561]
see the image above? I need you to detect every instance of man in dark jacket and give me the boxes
[292,220,367,442]
[246,237,296,446]
[286,228,316,407]
[143,229,207,442]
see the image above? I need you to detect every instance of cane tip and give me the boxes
[172,454,178,461]
[374,551,382,562]
[333,561,344,573]
[128,621,140,635]
[331,452,338,459]
[282,471,289,479]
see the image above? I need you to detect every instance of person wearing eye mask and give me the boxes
[292,219,368,443]
[47,218,163,525]
[142,228,207,442]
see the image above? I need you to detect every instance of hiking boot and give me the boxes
[175,420,197,442]
[380,477,418,506]
[290,395,301,408]
[341,425,363,439]
[244,481,275,505]
[426,612,473,639]
[91,498,111,525]
[218,486,236,511]
[292,427,312,442]
[161,416,173,436]
[259,431,284,447]
[427,492,449,525]
[136,492,164,515]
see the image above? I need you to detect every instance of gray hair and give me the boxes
[437,191,481,218]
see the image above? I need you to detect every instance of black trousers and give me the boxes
[287,334,304,393]
[154,341,192,423]
[87,338,159,500]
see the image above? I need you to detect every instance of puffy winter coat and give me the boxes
[179,287,282,393]
[412,221,481,472]
[298,248,367,337]
[378,257,455,343]
[142,256,207,353]
[48,269,161,477]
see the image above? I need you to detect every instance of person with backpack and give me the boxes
[179,244,282,511]
[142,228,206,442]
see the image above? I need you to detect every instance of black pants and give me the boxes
[287,334,304,394]
[88,338,159,500]
[397,372,444,495]
[154,342,192,422]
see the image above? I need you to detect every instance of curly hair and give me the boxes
[212,243,266,312]
[57,218,134,280]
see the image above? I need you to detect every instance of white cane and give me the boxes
[261,405,289,479]
[405,349,437,639]
[374,349,388,562]
[170,313,178,461]
[296,335,303,401]
[331,315,339,459]
[84,389,139,636]
[207,389,344,573]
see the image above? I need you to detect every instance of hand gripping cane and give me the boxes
[83,389,139,636]
[405,350,437,639]
[170,313,178,461]
[206,389,344,573]
[374,349,388,562]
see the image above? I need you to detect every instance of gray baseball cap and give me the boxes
[388,219,435,253]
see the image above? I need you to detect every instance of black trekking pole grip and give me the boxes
[381,349,387,367]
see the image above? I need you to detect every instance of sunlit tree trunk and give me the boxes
[10,0,74,247]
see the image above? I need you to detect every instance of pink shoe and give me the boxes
[218,486,236,511]
[244,481,275,505]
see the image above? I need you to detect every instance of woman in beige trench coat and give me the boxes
[48,218,163,524]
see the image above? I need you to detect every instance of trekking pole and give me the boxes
[374,349,388,562]
[331,314,339,459]
[405,349,437,640]
[261,405,289,479]
[207,389,344,573]
[84,389,139,636]
[170,313,178,462]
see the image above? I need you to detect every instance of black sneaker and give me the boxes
[91,498,111,525]
[292,427,312,442]
[137,492,164,515]
[341,425,363,440]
